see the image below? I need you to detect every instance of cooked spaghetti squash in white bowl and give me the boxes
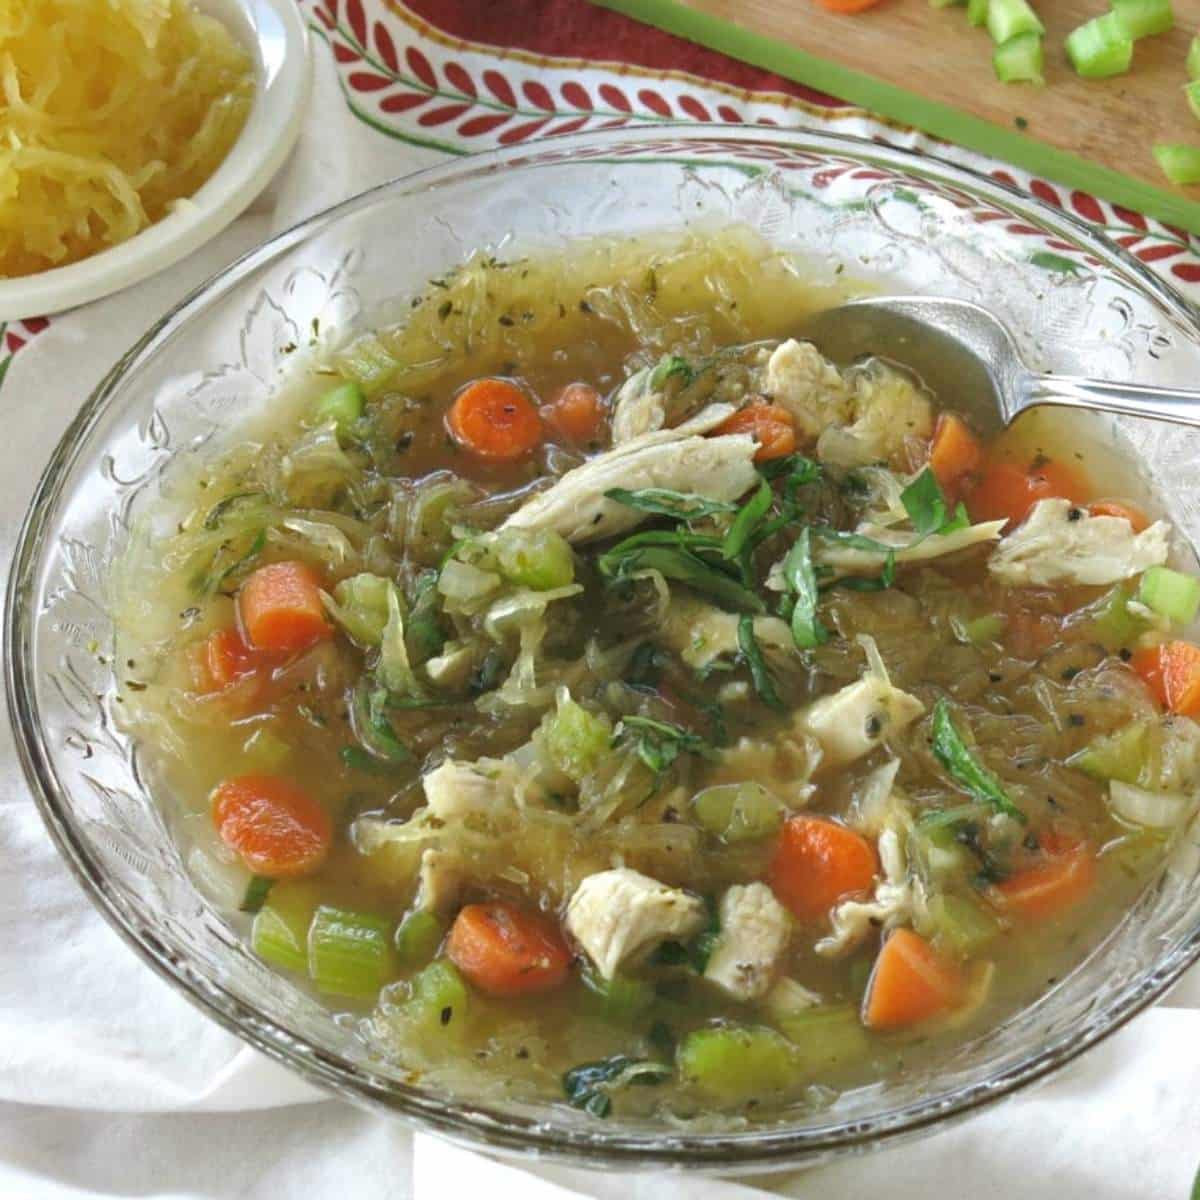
[0,0,308,321]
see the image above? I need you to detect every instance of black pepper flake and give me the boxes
[440,1006,453,1026]
[988,671,1004,683]
[437,301,452,320]
[1061,666,1081,680]
[395,432,414,452]
[1067,713,1085,727]
[579,300,593,314]
[1067,507,1084,522]
[1014,115,1029,130]
[515,1047,530,1060]
[1119,647,1133,661]
[865,714,883,738]
[498,314,515,327]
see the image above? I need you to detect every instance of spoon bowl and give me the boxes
[799,296,1200,435]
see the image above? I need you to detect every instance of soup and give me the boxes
[117,229,1200,1121]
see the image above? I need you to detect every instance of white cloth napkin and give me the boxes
[4,9,1200,1198]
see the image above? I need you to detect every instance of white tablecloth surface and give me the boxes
[5,3,1200,1196]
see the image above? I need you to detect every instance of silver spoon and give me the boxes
[798,295,1200,436]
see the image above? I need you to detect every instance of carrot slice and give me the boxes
[1132,641,1200,716]
[968,457,1090,530]
[714,402,797,462]
[446,901,572,997]
[542,382,605,445]
[768,815,878,923]
[238,561,332,655]
[189,626,261,694]
[993,840,1095,922]
[211,773,332,877]
[1089,499,1149,533]
[863,928,965,1031]
[446,378,542,461]
[928,413,983,499]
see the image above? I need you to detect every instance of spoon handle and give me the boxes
[1020,374,1200,429]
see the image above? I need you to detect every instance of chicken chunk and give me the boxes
[810,517,1007,579]
[763,339,853,440]
[817,827,917,956]
[610,364,667,444]
[661,594,794,671]
[988,498,1170,587]
[703,883,793,1001]
[502,405,756,544]
[415,847,464,916]
[797,635,924,768]
[565,868,707,979]
[421,758,517,819]
[816,360,933,469]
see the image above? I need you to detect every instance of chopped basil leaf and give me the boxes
[737,615,784,710]
[930,697,1026,822]
[781,528,829,650]
[901,468,970,537]
[721,480,773,562]
[239,874,274,914]
[617,715,718,773]
[649,354,694,389]
[563,1055,672,1117]
[604,487,738,521]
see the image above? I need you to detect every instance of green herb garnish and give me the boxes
[930,697,1026,822]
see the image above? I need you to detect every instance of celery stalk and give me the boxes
[774,1005,871,1074]
[1154,143,1200,184]
[404,960,470,1035]
[1189,35,1200,79]
[308,906,396,998]
[929,0,965,6]
[582,967,656,1026]
[994,34,1045,84]
[968,0,989,25]
[251,882,321,973]
[312,381,364,437]
[1186,81,1200,122]
[1066,13,1134,77]
[677,1025,798,1101]
[1138,566,1200,625]
[921,892,1001,956]
[394,909,446,967]
[1111,0,1174,39]
[986,0,1044,43]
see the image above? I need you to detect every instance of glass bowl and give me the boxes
[8,126,1200,1173]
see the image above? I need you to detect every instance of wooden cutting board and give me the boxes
[595,0,1200,234]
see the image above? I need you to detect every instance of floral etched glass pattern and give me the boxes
[8,128,1200,1171]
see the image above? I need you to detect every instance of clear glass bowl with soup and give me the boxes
[10,127,1200,1172]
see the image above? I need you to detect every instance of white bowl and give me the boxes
[0,0,309,322]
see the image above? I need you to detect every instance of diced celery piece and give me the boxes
[252,907,308,972]
[1186,81,1200,122]
[1139,566,1200,625]
[774,1005,871,1075]
[677,1025,798,1101]
[1154,144,1200,184]
[968,0,989,25]
[1189,35,1200,79]
[962,613,1006,645]
[1066,13,1134,77]
[922,892,1001,957]
[335,332,399,396]
[929,0,965,6]
[909,812,979,882]
[691,782,784,843]
[308,905,396,998]
[537,697,613,784]
[240,726,291,772]
[394,909,446,968]
[1090,582,1149,650]
[994,33,1044,84]
[239,874,274,915]
[312,381,365,437]
[404,959,470,1034]
[251,882,322,973]
[986,0,1044,43]
[582,967,656,1026]
[490,527,575,590]
[327,573,392,646]
[1068,720,1151,786]
[1111,0,1173,39]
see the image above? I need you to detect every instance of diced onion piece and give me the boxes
[1109,780,1194,828]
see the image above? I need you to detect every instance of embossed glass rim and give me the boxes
[7,125,1200,1171]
